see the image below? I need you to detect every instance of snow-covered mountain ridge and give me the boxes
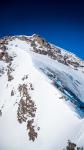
[0,34,84,149]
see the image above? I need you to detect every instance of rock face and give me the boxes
[0,34,84,69]
[0,34,84,150]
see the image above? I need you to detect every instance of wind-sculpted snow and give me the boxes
[30,51,84,104]
[0,35,84,149]
[39,67,84,118]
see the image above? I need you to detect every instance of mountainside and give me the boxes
[0,34,84,150]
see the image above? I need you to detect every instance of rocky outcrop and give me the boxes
[17,83,39,141]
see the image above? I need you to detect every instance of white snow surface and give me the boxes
[0,37,84,150]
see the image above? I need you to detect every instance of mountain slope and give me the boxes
[0,35,84,150]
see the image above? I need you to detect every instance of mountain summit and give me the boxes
[0,35,84,149]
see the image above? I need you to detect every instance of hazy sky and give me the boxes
[0,0,84,59]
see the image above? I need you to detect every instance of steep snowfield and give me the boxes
[0,35,84,149]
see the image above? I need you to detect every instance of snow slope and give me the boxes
[0,35,84,149]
